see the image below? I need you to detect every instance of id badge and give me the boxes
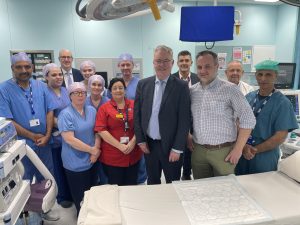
[116,113,123,119]
[29,119,40,127]
[120,136,129,144]
[246,135,255,146]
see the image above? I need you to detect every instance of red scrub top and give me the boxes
[94,98,142,167]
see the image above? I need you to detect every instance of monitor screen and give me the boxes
[281,90,300,122]
[275,63,296,89]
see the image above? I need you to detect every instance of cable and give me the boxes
[75,0,87,19]
[205,42,215,50]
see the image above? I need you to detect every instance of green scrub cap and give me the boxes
[255,60,279,72]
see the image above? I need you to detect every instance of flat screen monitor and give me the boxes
[281,90,300,122]
[275,63,296,89]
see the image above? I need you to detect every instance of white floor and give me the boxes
[43,203,77,225]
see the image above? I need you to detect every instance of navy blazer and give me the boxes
[172,71,199,85]
[134,75,191,154]
[61,68,84,87]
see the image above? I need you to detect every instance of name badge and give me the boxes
[29,119,40,127]
[120,136,129,144]
[116,113,123,119]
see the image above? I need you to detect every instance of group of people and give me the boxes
[0,45,298,219]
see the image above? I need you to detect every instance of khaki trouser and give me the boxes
[191,143,235,179]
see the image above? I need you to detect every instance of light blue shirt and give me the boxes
[85,95,109,112]
[0,78,56,147]
[147,76,169,140]
[58,105,96,172]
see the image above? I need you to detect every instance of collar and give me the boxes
[61,68,72,75]
[110,98,130,107]
[155,75,170,84]
[179,72,191,80]
[199,76,219,89]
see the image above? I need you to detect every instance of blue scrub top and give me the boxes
[236,90,298,175]
[85,95,109,112]
[48,86,71,146]
[58,105,96,172]
[0,78,56,147]
[107,76,139,100]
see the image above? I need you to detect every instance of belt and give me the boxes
[200,142,234,150]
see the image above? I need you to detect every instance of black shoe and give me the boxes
[59,201,73,208]
[181,175,192,181]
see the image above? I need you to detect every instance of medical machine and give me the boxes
[0,120,57,225]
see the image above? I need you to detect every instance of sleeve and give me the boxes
[94,104,109,132]
[172,82,191,151]
[133,81,146,144]
[42,82,57,112]
[231,86,256,129]
[0,88,13,119]
[274,98,298,132]
[58,110,75,132]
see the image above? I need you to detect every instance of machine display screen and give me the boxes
[275,63,296,89]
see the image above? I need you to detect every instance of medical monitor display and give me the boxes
[275,63,296,89]
[284,93,300,122]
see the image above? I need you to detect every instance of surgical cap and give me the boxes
[88,75,105,90]
[118,53,133,63]
[255,60,279,72]
[67,82,86,95]
[11,52,32,65]
[42,63,60,77]
[80,60,96,71]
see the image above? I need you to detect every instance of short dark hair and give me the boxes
[178,50,192,59]
[196,50,218,65]
[108,77,126,92]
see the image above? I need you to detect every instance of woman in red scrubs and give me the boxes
[95,77,142,185]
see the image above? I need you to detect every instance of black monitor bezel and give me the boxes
[275,62,296,89]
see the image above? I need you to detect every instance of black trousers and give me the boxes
[64,163,98,215]
[182,147,192,177]
[102,161,139,186]
[145,137,183,185]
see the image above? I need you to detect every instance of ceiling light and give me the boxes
[254,0,279,2]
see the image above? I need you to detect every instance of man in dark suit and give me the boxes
[58,49,83,88]
[172,50,199,181]
[134,45,191,185]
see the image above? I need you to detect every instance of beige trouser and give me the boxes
[191,143,235,179]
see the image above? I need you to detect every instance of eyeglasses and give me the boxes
[14,65,32,70]
[71,91,87,96]
[154,59,172,65]
[60,56,73,60]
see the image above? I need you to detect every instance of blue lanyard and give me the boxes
[17,81,35,116]
[251,89,275,117]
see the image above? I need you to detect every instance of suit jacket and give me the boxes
[134,75,191,155]
[172,71,199,85]
[61,68,84,87]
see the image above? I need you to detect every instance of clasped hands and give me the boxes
[242,144,257,160]
[90,145,101,163]
[118,140,136,155]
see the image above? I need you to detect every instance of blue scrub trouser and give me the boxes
[236,149,280,175]
[22,144,54,182]
[52,146,72,203]
[137,156,147,184]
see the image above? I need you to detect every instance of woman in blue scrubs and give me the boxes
[44,63,73,208]
[236,60,298,175]
[58,82,100,215]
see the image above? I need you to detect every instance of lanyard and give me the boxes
[251,89,275,117]
[116,106,129,132]
[17,81,35,116]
